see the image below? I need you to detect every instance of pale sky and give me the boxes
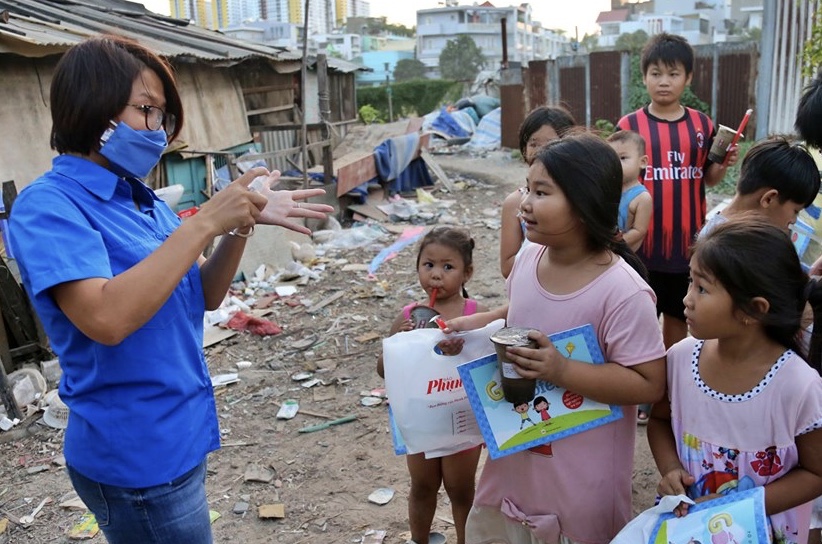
[139,0,609,37]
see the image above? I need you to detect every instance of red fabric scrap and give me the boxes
[225,311,282,336]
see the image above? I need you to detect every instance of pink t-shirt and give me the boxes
[667,337,822,544]
[468,243,666,544]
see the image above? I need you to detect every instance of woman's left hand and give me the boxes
[252,171,335,235]
[505,331,566,383]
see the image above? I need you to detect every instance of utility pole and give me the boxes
[384,62,394,123]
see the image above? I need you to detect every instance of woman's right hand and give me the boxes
[196,167,270,236]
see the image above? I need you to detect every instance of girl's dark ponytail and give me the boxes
[609,229,648,281]
[804,278,822,375]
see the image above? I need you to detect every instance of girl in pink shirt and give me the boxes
[648,218,822,544]
[447,133,667,543]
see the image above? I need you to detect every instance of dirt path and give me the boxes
[0,144,659,544]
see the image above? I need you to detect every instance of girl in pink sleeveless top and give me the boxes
[378,226,486,544]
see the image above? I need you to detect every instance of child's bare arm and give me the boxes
[648,395,696,517]
[377,311,413,378]
[500,190,525,279]
[623,192,652,252]
[445,305,508,333]
[760,428,822,516]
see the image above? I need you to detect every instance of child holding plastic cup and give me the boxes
[377,226,487,544]
[444,133,666,544]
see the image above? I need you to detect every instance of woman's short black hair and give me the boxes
[50,34,183,155]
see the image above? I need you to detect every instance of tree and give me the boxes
[580,33,599,53]
[439,35,485,82]
[803,3,822,77]
[614,30,649,53]
[393,59,427,81]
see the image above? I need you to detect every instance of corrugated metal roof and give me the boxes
[0,0,368,72]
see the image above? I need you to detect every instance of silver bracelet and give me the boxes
[228,225,254,238]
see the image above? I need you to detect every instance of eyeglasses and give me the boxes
[128,104,177,136]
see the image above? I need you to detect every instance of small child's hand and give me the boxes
[657,467,696,517]
[442,314,482,334]
[398,319,414,332]
[436,337,465,356]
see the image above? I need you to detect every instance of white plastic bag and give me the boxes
[609,495,694,544]
[384,319,504,457]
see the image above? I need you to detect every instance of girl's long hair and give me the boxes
[694,217,821,374]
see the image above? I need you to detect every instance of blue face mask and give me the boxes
[99,121,168,179]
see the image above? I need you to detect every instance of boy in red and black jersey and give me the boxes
[617,32,738,352]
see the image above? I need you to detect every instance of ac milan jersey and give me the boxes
[617,106,714,273]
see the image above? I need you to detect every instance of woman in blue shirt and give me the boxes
[9,35,332,544]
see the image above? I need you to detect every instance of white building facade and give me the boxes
[416,2,567,79]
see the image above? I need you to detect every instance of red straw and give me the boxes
[428,288,437,308]
[723,108,753,166]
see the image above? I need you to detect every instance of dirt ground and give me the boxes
[0,124,660,544]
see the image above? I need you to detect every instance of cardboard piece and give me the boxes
[258,504,285,519]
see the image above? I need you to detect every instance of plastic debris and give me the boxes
[225,311,282,336]
[276,399,299,419]
[367,488,395,505]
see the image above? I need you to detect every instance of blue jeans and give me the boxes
[67,460,212,544]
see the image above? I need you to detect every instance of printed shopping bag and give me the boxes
[383,319,504,457]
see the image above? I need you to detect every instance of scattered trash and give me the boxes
[59,491,86,510]
[233,501,249,514]
[291,371,313,382]
[225,311,282,336]
[367,487,395,505]
[0,518,7,535]
[211,373,240,388]
[244,463,275,484]
[274,285,297,297]
[276,399,300,419]
[209,510,221,524]
[235,361,253,370]
[66,512,98,540]
[258,503,286,519]
[360,397,383,407]
[0,416,19,432]
[300,378,321,389]
[298,414,357,433]
[26,465,49,475]
[19,496,51,525]
[40,358,62,389]
[8,367,47,407]
[43,392,69,430]
[361,529,387,544]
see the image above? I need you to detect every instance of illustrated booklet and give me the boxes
[456,323,622,459]
[649,487,769,544]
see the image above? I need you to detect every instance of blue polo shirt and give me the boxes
[9,155,220,488]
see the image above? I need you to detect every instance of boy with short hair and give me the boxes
[617,32,737,349]
[700,137,820,238]
[607,130,652,252]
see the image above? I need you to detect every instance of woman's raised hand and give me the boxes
[251,170,335,236]
[196,167,270,237]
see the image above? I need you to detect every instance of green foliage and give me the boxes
[614,30,649,53]
[393,59,427,82]
[439,35,486,82]
[357,79,462,118]
[803,3,822,77]
[708,140,754,196]
[626,54,710,115]
[580,33,599,52]
[594,119,615,138]
[358,104,383,124]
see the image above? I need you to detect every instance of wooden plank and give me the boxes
[246,104,294,116]
[335,153,378,197]
[347,204,388,222]
[0,353,22,420]
[420,149,455,192]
